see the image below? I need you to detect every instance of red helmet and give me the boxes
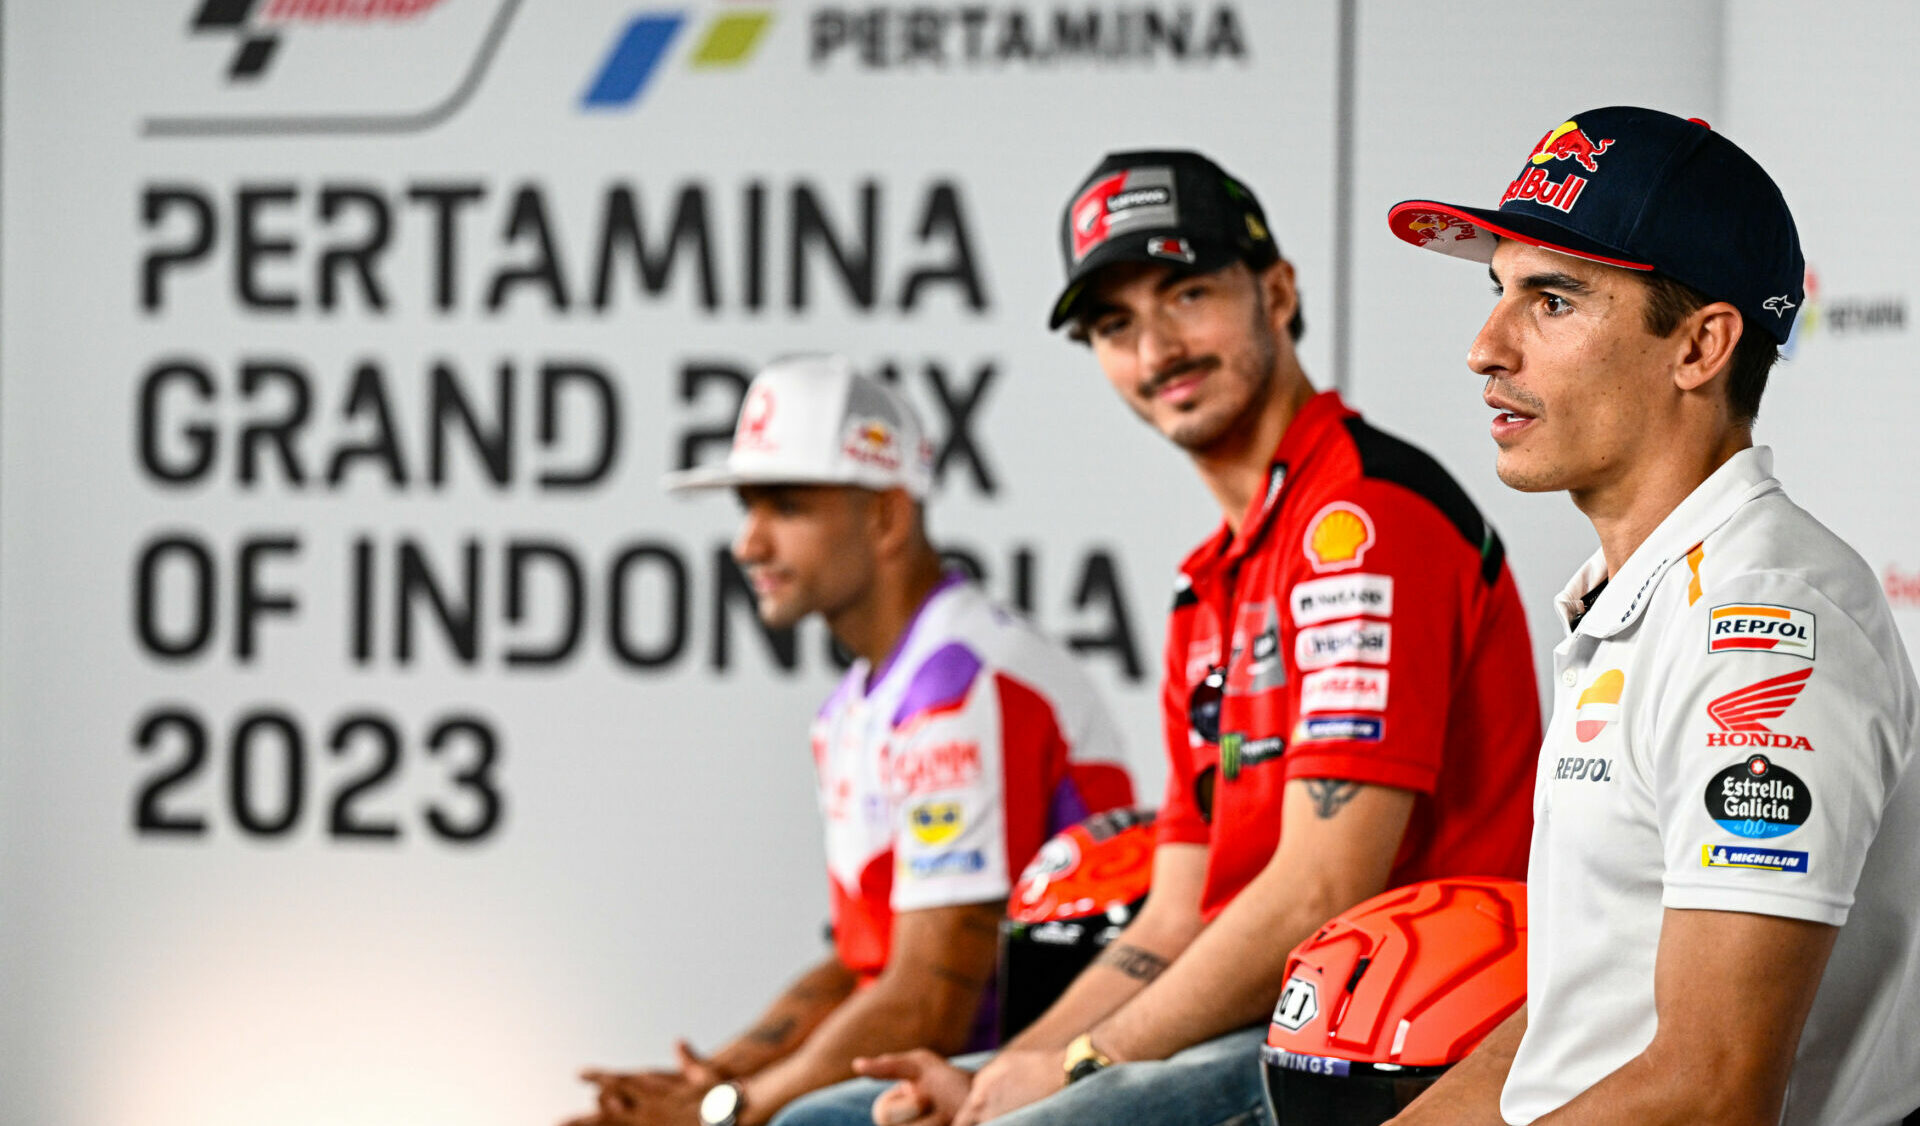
[1261,877,1527,1125]
[997,807,1156,1041]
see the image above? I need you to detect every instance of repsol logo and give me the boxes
[1554,755,1613,782]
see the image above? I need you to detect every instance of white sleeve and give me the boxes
[1653,574,1906,925]
[888,662,1015,912]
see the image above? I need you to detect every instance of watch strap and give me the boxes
[1063,1032,1113,1084]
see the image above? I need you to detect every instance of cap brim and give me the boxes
[1048,234,1242,329]
[1387,200,1653,272]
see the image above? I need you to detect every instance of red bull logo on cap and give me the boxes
[1530,121,1614,173]
[1406,212,1478,248]
[1500,120,1612,215]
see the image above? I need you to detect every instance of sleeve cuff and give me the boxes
[1661,882,1851,927]
[1282,752,1438,794]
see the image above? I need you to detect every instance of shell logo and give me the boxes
[1574,669,1625,743]
[1304,503,1377,573]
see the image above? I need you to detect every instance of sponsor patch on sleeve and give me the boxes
[1303,502,1377,573]
[1700,844,1809,873]
[902,848,988,880]
[908,800,964,845]
[1293,715,1384,744]
[1290,574,1393,626]
[1299,667,1388,714]
[1294,620,1390,670]
[1708,603,1815,659]
[1703,753,1810,839]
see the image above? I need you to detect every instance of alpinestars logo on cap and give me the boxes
[1763,295,1797,316]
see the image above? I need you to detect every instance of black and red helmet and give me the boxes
[997,807,1156,1041]
[1261,877,1527,1125]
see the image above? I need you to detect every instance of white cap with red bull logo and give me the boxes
[664,354,934,498]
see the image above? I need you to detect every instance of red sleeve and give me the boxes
[1157,588,1211,847]
[1282,480,1474,794]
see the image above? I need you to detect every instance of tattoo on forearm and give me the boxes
[1096,943,1169,983]
[1306,779,1362,819]
[746,1016,799,1046]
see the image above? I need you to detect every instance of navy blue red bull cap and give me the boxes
[1387,106,1804,343]
[1051,149,1279,329]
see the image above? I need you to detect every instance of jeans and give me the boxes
[771,1027,1271,1126]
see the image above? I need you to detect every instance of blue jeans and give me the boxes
[771,1027,1271,1126]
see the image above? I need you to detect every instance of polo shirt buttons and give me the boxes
[1561,669,1579,687]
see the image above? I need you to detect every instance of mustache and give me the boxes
[1485,378,1547,417]
[1140,356,1219,397]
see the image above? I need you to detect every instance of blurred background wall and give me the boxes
[2,2,1912,1123]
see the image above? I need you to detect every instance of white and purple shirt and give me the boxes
[810,573,1128,983]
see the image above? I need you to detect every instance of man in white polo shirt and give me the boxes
[1382,107,1920,1125]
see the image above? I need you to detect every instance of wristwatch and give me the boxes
[1063,1032,1114,1084]
[699,1081,746,1126]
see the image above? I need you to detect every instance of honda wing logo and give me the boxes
[1707,668,1812,733]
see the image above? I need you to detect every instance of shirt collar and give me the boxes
[1561,446,1782,639]
[1204,389,1352,569]
[864,568,969,691]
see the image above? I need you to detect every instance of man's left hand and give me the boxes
[953,1047,1066,1126]
[559,1080,704,1126]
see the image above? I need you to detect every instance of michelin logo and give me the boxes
[1701,844,1809,873]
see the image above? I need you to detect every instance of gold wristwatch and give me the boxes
[1063,1032,1113,1084]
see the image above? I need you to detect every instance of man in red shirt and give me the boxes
[772,152,1542,1126]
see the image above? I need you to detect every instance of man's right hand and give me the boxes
[583,1040,728,1115]
[855,1049,975,1126]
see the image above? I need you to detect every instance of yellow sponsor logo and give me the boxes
[909,801,964,845]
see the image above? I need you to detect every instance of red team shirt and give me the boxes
[1158,391,1541,919]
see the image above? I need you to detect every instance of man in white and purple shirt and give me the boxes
[561,355,1130,1126]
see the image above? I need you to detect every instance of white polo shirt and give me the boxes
[1501,447,1920,1126]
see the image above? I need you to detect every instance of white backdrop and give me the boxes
[3,3,1914,1126]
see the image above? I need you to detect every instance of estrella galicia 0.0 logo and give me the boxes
[1704,754,1810,839]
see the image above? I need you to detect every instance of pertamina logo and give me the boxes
[1707,668,1815,751]
[1500,120,1612,214]
[149,0,520,137]
[582,5,776,110]
[1573,669,1623,743]
[1707,603,1815,659]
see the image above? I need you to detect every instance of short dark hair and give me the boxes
[1068,251,1304,344]
[1639,272,1778,425]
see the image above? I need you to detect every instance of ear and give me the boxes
[1672,301,1743,395]
[869,487,918,560]
[1256,258,1299,340]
